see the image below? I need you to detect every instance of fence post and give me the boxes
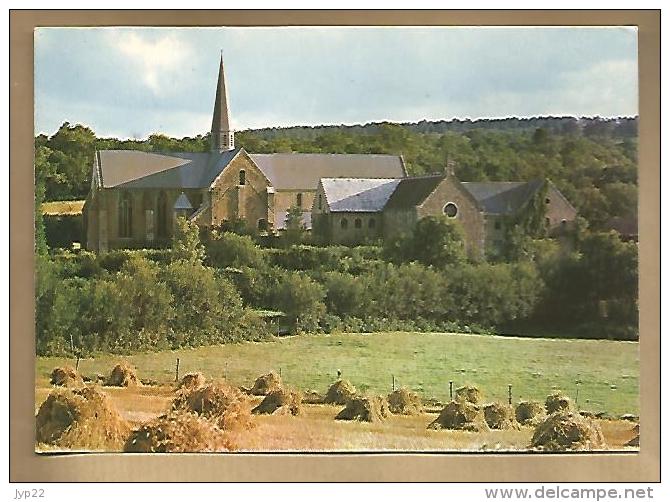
[279,367,282,378]
[449,380,453,400]
[175,358,180,383]
[75,355,80,372]
[392,375,395,392]
[508,384,512,405]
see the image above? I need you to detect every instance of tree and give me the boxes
[172,217,205,264]
[282,205,306,246]
[273,272,325,333]
[205,231,266,269]
[390,216,466,267]
[323,271,366,318]
[34,146,51,256]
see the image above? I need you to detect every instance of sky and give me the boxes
[34,26,638,139]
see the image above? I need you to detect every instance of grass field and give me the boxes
[36,331,639,417]
[41,200,85,215]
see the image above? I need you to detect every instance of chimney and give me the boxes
[445,156,456,177]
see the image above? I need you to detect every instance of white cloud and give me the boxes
[108,31,193,95]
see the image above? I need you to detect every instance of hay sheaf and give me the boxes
[428,400,489,432]
[107,362,141,387]
[387,388,423,415]
[173,380,253,430]
[531,412,606,451]
[626,435,640,447]
[324,379,357,405]
[177,372,206,391]
[302,390,323,404]
[35,386,130,451]
[249,371,282,396]
[335,395,390,423]
[454,385,482,404]
[124,412,235,453]
[252,388,303,416]
[483,402,518,430]
[50,366,83,387]
[545,392,573,414]
[515,400,546,427]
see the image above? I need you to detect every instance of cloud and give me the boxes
[108,31,193,95]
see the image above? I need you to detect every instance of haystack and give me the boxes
[335,395,390,423]
[428,400,489,432]
[387,388,423,415]
[35,386,130,451]
[107,362,140,387]
[626,435,640,447]
[249,371,282,396]
[124,412,235,453]
[483,402,517,430]
[515,400,546,426]
[531,411,606,451]
[177,372,206,391]
[324,379,356,405]
[455,385,482,404]
[50,366,83,387]
[252,388,303,416]
[173,379,253,430]
[545,392,572,414]
[302,390,323,404]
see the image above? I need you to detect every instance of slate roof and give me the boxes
[211,55,231,134]
[173,192,193,210]
[249,153,406,190]
[461,180,545,215]
[96,149,405,192]
[96,149,240,189]
[274,210,313,230]
[320,178,401,212]
[384,175,446,210]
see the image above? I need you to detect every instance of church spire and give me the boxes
[210,52,234,152]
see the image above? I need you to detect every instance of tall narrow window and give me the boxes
[354,218,362,229]
[340,218,348,229]
[239,169,246,186]
[157,191,168,238]
[296,193,303,207]
[318,194,322,210]
[118,192,133,238]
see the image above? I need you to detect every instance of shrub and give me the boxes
[205,231,266,269]
[44,214,82,249]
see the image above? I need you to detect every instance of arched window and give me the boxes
[118,191,133,238]
[369,218,376,229]
[340,218,348,229]
[354,218,362,229]
[443,202,458,218]
[157,191,168,238]
[257,218,268,232]
[296,193,303,207]
[239,169,246,186]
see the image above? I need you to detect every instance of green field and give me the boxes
[36,332,639,416]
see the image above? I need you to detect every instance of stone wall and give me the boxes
[85,187,208,251]
[417,176,485,258]
[545,183,578,231]
[210,152,271,232]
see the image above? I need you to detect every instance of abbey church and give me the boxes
[84,57,576,257]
